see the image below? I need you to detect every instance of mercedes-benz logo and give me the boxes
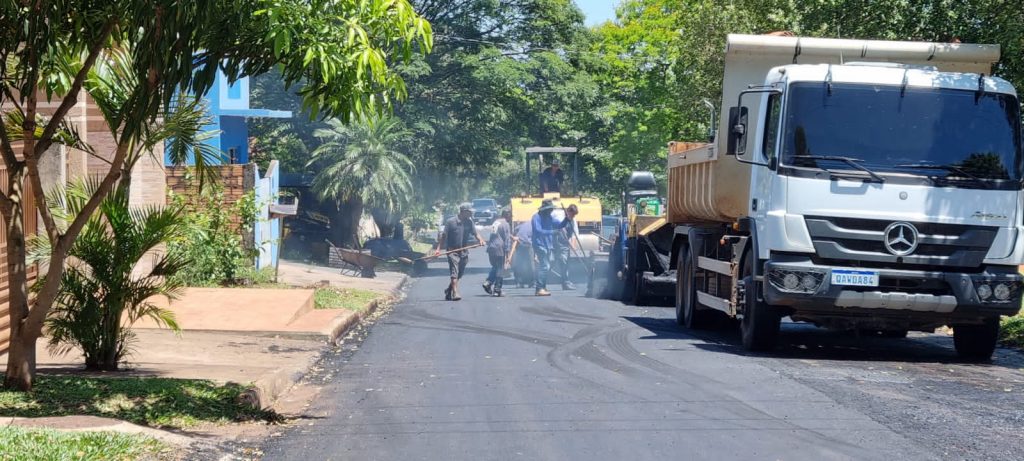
[883,222,919,256]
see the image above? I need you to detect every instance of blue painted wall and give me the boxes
[219,116,249,164]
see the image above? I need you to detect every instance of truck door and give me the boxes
[750,92,783,234]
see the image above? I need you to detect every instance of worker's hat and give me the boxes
[538,199,556,212]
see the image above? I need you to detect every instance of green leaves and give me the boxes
[244,0,433,121]
[43,182,187,370]
[308,115,416,214]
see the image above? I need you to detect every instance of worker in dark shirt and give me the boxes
[538,158,565,193]
[435,203,483,301]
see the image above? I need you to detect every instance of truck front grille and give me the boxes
[805,216,996,270]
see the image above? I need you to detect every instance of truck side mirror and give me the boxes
[727,106,748,155]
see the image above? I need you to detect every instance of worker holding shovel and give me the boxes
[435,203,484,301]
[531,199,571,296]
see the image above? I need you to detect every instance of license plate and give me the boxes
[830,269,879,287]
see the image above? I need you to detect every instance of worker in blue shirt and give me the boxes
[531,199,570,296]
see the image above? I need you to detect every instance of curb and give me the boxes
[243,273,410,409]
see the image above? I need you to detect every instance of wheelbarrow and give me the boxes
[326,240,386,278]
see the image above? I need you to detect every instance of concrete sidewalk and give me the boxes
[277,260,408,293]
[0,329,327,410]
[3,267,408,410]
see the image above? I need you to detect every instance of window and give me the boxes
[762,93,781,162]
[781,82,1022,182]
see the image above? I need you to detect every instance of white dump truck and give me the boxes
[662,34,1023,360]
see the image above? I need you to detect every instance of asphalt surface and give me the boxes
[263,247,1024,460]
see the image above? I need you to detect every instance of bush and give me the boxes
[166,187,259,286]
[44,186,185,371]
[1000,315,1024,348]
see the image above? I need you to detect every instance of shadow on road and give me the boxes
[415,266,492,278]
[621,315,1024,368]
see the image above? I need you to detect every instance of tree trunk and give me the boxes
[327,203,351,249]
[4,169,35,391]
[327,197,364,249]
[371,208,398,240]
[348,196,363,248]
[3,333,35,389]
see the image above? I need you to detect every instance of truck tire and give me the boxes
[676,246,711,329]
[633,272,649,306]
[620,238,638,304]
[953,318,1000,362]
[740,251,780,351]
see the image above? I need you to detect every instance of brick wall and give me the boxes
[167,163,256,237]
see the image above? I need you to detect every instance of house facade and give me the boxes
[166,70,293,271]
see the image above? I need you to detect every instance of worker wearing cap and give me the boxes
[435,203,483,301]
[539,158,565,193]
[531,199,570,296]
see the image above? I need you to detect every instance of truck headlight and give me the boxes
[976,284,993,300]
[768,269,825,294]
[783,273,800,290]
[801,274,818,291]
[994,283,1012,301]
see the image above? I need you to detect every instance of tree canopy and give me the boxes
[253,0,1024,216]
[0,0,431,391]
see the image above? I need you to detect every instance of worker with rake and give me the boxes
[435,203,484,301]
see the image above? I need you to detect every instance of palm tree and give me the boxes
[308,116,415,247]
[42,182,186,371]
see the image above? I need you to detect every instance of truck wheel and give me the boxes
[740,251,780,351]
[620,266,636,303]
[953,318,1000,362]
[620,238,638,304]
[633,272,648,306]
[676,246,710,329]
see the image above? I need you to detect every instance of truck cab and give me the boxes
[667,34,1023,360]
[747,62,1022,350]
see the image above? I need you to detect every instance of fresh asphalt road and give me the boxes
[263,247,1024,460]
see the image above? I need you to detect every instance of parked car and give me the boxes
[471,198,499,225]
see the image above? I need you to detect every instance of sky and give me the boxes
[574,0,618,26]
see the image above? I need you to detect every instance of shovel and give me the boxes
[396,243,484,265]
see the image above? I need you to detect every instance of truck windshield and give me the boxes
[781,82,1023,187]
[473,200,495,208]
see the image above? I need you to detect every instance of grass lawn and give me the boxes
[0,375,275,429]
[0,426,167,461]
[409,240,434,254]
[314,287,381,311]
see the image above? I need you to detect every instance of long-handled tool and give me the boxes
[591,232,613,245]
[396,243,484,265]
[504,239,519,269]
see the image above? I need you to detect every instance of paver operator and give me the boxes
[435,203,483,301]
[538,158,565,193]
